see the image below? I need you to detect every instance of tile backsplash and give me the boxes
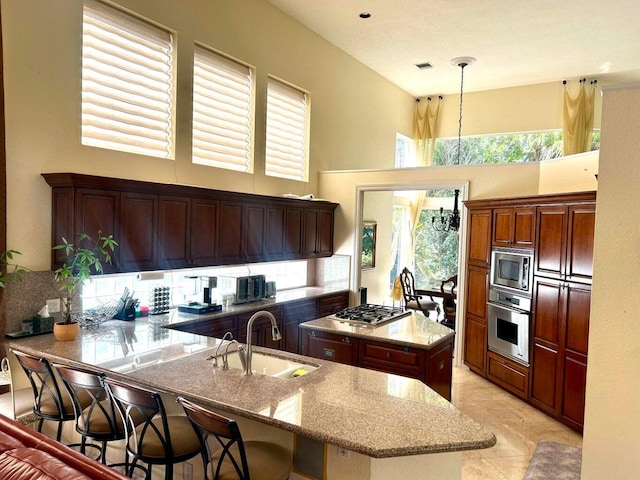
[2,256,350,334]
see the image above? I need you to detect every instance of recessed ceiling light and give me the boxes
[359,12,371,19]
[416,62,434,70]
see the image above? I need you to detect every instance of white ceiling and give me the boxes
[266,0,640,96]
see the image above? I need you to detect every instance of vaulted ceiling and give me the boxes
[267,0,640,96]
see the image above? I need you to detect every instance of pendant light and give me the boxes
[450,56,476,165]
[431,57,475,233]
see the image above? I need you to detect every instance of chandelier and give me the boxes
[432,189,460,232]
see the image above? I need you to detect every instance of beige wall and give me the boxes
[1,0,413,270]
[581,85,640,479]
[418,80,602,141]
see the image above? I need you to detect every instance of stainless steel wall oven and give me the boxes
[487,289,531,366]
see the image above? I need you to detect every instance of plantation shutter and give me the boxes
[81,0,175,159]
[192,46,254,172]
[265,79,309,181]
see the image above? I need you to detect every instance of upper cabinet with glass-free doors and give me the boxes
[43,173,337,272]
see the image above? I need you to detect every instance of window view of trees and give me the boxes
[432,130,600,166]
[434,132,563,165]
[413,189,459,288]
[394,130,601,168]
[389,190,459,291]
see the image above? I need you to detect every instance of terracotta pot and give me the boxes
[53,321,80,341]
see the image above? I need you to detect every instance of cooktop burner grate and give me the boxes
[328,304,411,325]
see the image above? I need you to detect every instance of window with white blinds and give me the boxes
[265,78,309,182]
[81,0,175,159]
[192,46,254,172]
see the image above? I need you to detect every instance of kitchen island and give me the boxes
[300,311,455,400]
[6,316,494,480]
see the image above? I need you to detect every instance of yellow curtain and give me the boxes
[408,190,427,271]
[563,79,596,156]
[413,96,442,166]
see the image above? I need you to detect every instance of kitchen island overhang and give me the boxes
[5,317,495,478]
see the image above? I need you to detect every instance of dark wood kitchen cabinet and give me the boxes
[157,196,219,269]
[303,208,334,258]
[486,350,529,399]
[263,205,305,261]
[530,277,591,430]
[301,323,455,401]
[492,206,535,248]
[317,291,350,317]
[301,330,358,365]
[118,192,158,272]
[218,201,266,265]
[57,188,120,270]
[282,299,318,353]
[42,173,337,272]
[466,208,492,268]
[464,192,595,432]
[236,306,283,350]
[170,316,237,339]
[535,204,595,284]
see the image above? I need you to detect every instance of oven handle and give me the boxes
[487,301,529,315]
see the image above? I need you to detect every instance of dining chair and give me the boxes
[52,363,125,464]
[12,350,88,442]
[440,274,458,329]
[104,377,201,480]
[399,267,440,319]
[177,396,291,480]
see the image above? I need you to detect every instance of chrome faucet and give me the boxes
[245,311,281,376]
[210,331,233,367]
[222,340,245,370]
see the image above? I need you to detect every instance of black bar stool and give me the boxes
[52,363,124,464]
[104,377,201,480]
[177,396,291,480]
[12,350,86,442]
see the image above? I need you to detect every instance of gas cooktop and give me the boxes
[328,304,411,326]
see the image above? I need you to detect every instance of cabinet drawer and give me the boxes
[359,340,423,372]
[174,316,236,338]
[487,351,529,399]
[302,330,357,365]
[317,292,349,317]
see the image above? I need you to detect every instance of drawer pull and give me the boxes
[322,348,336,359]
[341,337,351,344]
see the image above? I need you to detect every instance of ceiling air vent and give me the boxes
[415,62,434,70]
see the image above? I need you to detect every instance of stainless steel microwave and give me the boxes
[490,247,534,295]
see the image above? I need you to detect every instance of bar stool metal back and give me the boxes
[12,350,84,441]
[53,363,124,464]
[104,377,201,480]
[177,396,291,480]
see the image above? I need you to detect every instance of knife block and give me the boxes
[113,302,136,321]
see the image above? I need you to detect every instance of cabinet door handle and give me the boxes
[310,331,316,338]
[341,337,350,344]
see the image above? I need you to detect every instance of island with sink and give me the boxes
[6,313,495,480]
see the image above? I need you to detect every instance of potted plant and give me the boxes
[0,231,118,341]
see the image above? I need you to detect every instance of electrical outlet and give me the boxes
[46,298,61,313]
[337,446,350,458]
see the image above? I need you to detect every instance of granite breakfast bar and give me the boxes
[5,316,495,480]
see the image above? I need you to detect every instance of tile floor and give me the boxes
[451,365,583,480]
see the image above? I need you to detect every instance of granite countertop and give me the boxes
[299,312,455,350]
[5,318,495,459]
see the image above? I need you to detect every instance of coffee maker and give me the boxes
[177,276,222,314]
